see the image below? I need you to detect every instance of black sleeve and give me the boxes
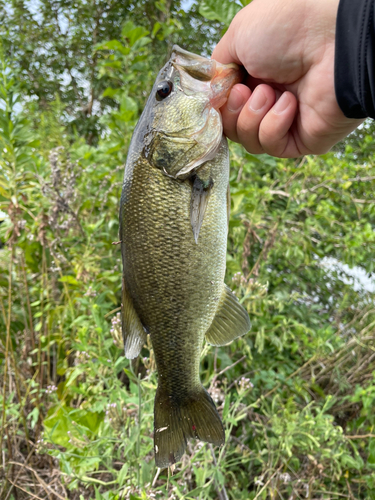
[335,0,375,119]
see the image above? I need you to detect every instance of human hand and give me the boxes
[212,0,364,158]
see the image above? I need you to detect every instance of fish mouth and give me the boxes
[171,45,242,109]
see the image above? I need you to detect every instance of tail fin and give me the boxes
[154,385,224,468]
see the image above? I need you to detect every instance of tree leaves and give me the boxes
[199,0,242,26]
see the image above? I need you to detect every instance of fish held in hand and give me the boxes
[119,45,250,468]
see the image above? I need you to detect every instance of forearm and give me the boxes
[335,0,375,118]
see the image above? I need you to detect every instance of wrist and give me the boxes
[301,0,340,62]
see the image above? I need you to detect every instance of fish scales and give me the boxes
[120,45,251,468]
[121,140,228,388]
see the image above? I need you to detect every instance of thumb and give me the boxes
[211,26,241,66]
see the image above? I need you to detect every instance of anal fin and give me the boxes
[122,278,147,359]
[205,284,251,346]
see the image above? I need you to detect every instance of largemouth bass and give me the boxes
[120,46,250,468]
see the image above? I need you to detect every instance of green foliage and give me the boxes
[199,0,241,27]
[1,2,375,498]
[0,0,223,141]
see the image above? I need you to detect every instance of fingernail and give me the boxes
[227,88,244,112]
[273,93,289,114]
[249,87,267,112]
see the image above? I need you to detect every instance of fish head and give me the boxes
[139,45,242,179]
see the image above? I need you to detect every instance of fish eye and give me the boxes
[156,80,173,101]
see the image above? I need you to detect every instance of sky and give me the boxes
[181,0,195,10]
[322,257,375,293]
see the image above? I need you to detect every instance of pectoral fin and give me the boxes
[122,278,147,359]
[205,285,251,346]
[190,175,214,244]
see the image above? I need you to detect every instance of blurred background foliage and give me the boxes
[1,0,375,499]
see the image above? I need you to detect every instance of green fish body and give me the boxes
[120,46,250,468]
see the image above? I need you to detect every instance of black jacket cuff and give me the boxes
[335,0,375,118]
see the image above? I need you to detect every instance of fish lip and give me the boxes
[209,64,243,109]
[170,45,242,110]
[171,45,240,70]
[171,45,216,83]
[171,44,240,75]
[171,44,209,62]
[221,62,240,71]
